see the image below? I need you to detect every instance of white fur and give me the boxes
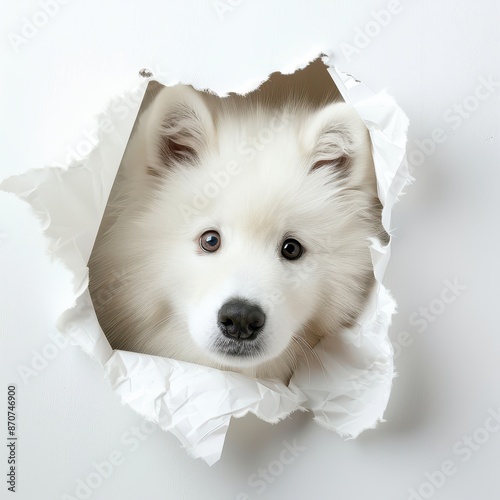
[88,85,385,383]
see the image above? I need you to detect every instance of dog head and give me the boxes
[122,85,383,376]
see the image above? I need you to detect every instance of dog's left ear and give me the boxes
[145,85,215,176]
[301,102,375,190]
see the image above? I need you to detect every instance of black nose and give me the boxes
[218,299,266,341]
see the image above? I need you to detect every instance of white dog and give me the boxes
[88,84,386,382]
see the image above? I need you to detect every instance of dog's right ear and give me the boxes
[301,102,375,193]
[145,85,215,176]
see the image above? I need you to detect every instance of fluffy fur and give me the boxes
[88,84,386,383]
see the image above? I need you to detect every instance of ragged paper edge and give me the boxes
[146,47,329,98]
[1,53,411,464]
[1,80,150,366]
[282,53,410,440]
[325,54,409,434]
[104,349,309,465]
[114,58,412,456]
[106,60,411,454]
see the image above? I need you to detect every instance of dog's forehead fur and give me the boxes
[164,148,343,252]
[203,169,341,246]
[158,109,356,249]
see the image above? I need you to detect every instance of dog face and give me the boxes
[90,85,383,380]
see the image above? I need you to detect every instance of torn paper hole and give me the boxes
[0,55,409,465]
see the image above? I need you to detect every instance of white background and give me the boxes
[1,1,499,499]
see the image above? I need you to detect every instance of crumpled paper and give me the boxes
[1,55,409,465]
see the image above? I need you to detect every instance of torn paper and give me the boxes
[0,55,409,465]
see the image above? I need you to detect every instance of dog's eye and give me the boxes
[199,230,221,252]
[281,238,303,260]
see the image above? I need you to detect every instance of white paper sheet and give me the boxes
[0,55,409,465]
